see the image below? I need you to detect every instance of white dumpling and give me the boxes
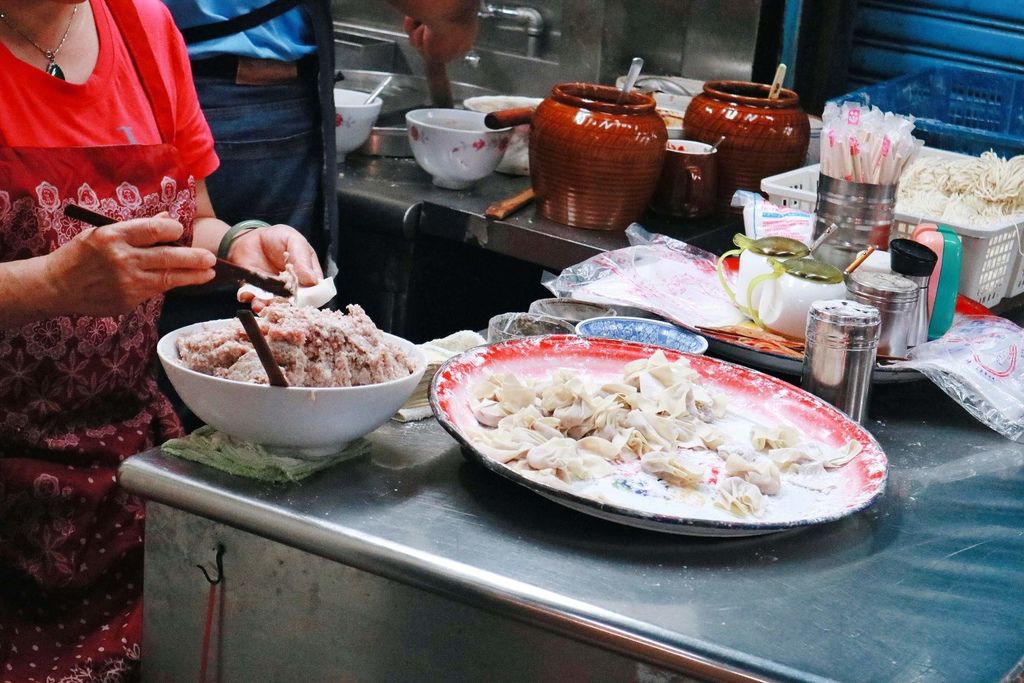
[714,476,766,517]
[576,435,620,460]
[640,453,704,489]
[467,426,546,463]
[751,425,802,451]
[525,437,612,482]
[818,439,863,469]
[767,443,823,470]
[787,461,836,492]
[724,453,781,495]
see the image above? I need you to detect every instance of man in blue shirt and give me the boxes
[162,0,478,268]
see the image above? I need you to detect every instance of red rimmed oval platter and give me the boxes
[430,334,888,537]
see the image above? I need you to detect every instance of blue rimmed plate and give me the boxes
[576,316,708,355]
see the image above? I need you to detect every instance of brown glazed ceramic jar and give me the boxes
[530,83,667,231]
[684,81,810,212]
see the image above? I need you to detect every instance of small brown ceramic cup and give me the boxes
[649,140,718,218]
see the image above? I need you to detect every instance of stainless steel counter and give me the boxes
[337,155,736,272]
[120,375,1024,682]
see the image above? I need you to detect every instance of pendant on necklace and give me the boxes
[46,60,65,80]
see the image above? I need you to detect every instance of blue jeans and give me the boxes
[195,74,325,252]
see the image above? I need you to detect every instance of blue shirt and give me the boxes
[163,1,316,61]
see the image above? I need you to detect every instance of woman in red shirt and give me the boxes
[0,0,320,680]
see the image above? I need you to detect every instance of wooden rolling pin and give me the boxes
[485,187,535,220]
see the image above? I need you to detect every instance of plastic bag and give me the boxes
[896,315,1024,441]
[544,225,745,329]
[731,190,815,244]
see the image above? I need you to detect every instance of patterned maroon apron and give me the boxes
[0,2,197,680]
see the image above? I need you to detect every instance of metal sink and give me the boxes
[336,70,497,158]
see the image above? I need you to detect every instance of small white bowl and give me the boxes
[405,109,512,189]
[158,320,426,458]
[334,88,382,163]
[463,96,542,175]
[657,108,686,139]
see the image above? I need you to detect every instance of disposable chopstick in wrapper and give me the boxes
[819,102,923,185]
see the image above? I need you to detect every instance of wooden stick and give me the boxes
[767,63,787,100]
[484,107,534,130]
[485,187,535,220]
[236,309,290,387]
[65,203,117,226]
[424,59,453,109]
[215,259,292,297]
[844,246,876,275]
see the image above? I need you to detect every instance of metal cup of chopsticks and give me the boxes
[812,175,898,271]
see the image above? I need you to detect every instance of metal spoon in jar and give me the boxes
[363,75,392,105]
[617,57,644,104]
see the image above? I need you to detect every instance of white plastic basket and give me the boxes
[761,149,1022,308]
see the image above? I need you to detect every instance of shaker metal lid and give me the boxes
[807,299,881,345]
[808,299,881,326]
[847,269,917,298]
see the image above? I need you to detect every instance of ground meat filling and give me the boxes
[176,303,415,387]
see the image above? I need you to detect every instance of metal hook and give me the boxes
[197,543,225,585]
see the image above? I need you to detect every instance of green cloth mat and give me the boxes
[161,426,370,483]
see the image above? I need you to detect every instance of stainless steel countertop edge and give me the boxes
[120,456,834,683]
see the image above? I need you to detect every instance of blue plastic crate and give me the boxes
[829,66,1024,158]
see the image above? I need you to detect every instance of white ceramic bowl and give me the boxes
[334,88,382,163]
[158,320,426,458]
[657,108,686,139]
[405,109,512,189]
[463,96,542,175]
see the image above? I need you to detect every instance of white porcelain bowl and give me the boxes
[405,109,512,189]
[158,320,426,458]
[334,88,382,163]
[463,96,542,175]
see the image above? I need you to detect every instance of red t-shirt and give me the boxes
[0,0,219,180]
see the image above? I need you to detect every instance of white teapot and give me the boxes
[718,232,846,339]
[718,234,810,313]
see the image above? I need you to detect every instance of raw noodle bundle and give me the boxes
[897,151,1024,226]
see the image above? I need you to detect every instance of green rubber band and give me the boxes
[217,220,270,259]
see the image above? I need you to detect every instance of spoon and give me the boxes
[363,75,392,105]
[617,57,644,105]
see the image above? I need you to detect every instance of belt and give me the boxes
[190,54,317,85]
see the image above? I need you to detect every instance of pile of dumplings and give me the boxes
[467,351,862,518]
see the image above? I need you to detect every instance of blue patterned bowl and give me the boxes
[575,316,708,355]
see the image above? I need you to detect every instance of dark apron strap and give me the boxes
[106,0,176,145]
[180,0,302,45]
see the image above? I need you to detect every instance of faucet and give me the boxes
[478,2,545,58]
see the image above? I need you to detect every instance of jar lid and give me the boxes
[734,234,809,258]
[889,238,938,277]
[778,257,844,284]
[807,299,881,346]
[847,270,917,300]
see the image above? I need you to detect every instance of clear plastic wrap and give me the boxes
[896,315,1024,441]
[544,225,745,329]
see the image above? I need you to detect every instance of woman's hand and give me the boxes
[43,213,216,317]
[227,225,322,286]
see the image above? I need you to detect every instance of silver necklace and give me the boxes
[0,4,79,80]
